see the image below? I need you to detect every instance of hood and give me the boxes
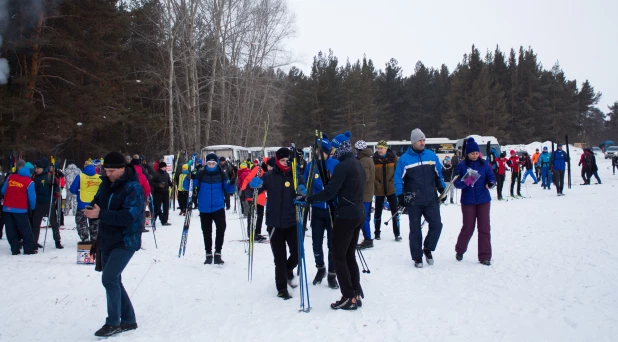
[358,147,373,159]
[83,165,97,176]
[17,167,32,177]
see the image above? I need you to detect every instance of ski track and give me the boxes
[1,158,618,341]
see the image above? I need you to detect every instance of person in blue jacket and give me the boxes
[537,146,552,190]
[549,143,570,196]
[70,163,101,242]
[453,138,496,266]
[303,133,339,289]
[185,153,234,265]
[394,128,446,268]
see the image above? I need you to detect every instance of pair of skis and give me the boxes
[178,153,196,258]
[248,115,269,282]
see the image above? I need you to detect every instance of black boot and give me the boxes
[277,289,292,300]
[327,273,339,289]
[374,231,381,240]
[423,248,434,265]
[120,323,138,332]
[357,239,373,249]
[313,266,326,285]
[204,253,213,264]
[214,252,224,265]
[456,253,463,261]
[480,260,491,266]
[55,241,64,249]
[94,324,121,337]
[414,259,423,268]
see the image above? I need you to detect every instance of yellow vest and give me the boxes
[79,173,102,203]
[178,173,187,192]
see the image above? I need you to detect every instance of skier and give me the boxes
[612,153,618,175]
[494,152,508,200]
[355,140,375,249]
[520,152,538,184]
[63,160,81,216]
[550,143,569,196]
[219,157,235,209]
[538,147,552,190]
[241,157,269,242]
[303,134,340,288]
[86,152,145,337]
[1,160,37,255]
[151,162,172,226]
[441,157,455,204]
[394,128,446,268]
[303,131,366,310]
[506,150,522,197]
[186,153,232,265]
[531,148,541,180]
[578,149,593,185]
[372,139,400,240]
[69,162,101,242]
[453,137,496,266]
[249,147,305,300]
[175,164,189,215]
[237,162,250,216]
[31,160,63,250]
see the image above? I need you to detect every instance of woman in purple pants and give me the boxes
[453,137,496,266]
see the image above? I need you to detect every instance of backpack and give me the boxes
[584,153,593,168]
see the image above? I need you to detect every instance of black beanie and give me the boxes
[267,158,276,168]
[275,148,290,160]
[206,153,218,163]
[159,162,167,169]
[103,152,126,168]
[130,159,141,166]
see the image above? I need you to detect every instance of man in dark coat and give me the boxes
[151,162,172,226]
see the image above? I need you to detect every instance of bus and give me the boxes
[201,145,250,165]
[455,135,501,156]
[386,138,456,158]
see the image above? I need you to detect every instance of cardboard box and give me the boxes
[77,242,94,265]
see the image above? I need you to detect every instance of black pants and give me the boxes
[496,174,505,199]
[199,209,226,253]
[510,171,521,196]
[553,170,565,193]
[224,192,231,210]
[534,166,540,180]
[374,194,400,237]
[332,217,364,299]
[311,207,334,272]
[32,202,60,245]
[247,202,264,236]
[268,225,298,292]
[0,211,4,239]
[5,212,35,254]
[581,168,592,184]
[153,191,169,224]
[407,201,443,262]
[177,191,188,211]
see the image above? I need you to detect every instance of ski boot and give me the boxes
[423,248,434,265]
[214,252,224,265]
[331,296,357,310]
[327,272,339,289]
[313,266,326,285]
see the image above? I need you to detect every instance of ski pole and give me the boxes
[357,248,370,274]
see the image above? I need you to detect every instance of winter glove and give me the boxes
[294,195,307,207]
[297,184,307,196]
[249,177,263,189]
[487,182,496,189]
[397,194,408,211]
[55,169,64,178]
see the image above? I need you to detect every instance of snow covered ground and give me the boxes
[1,158,618,341]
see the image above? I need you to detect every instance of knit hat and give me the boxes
[333,140,352,160]
[205,153,218,163]
[444,157,451,162]
[465,137,480,154]
[266,157,276,168]
[24,162,35,170]
[355,140,367,150]
[320,134,331,153]
[543,146,548,151]
[557,143,563,147]
[219,156,226,162]
[510,150,515,155]
[182,164,188,170]
[410,128,426,143]
[103,152,126,168]
[376,140,388,149]
[240,162,247,169]
[34,160,44,169]
[331,131,352,149]
[275,147,291,160]
[253,159,259,164]
[159,162,167,169]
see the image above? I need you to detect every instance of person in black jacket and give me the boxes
[442,157,455,204]
[151,162,172,226]
[31,160,63,250]
[85,152,145,338]
[305,132,366,311]
[249,147,305,300]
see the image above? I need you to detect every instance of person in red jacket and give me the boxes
[2,160,37,254]
[494,152,508,200]
[237,163,250,216]
[241,158,270,241]
[506,150,522,197]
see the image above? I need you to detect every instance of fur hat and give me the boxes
[275,148,291,160]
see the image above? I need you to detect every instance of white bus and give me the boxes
[201,145,250,164]
[455,135,501,156]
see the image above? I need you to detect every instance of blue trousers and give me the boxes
[101,248,136,326]
[521,169,538,183]
[362,202,371,239]
[541,167,552,188]
[407,201,443,262]
[311,207,334,272]
[4,212,35,254]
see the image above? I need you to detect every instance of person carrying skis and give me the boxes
[538,147,552,190]
[1,160,37,255]
[494,152,508,200]
[372,139,400,240]
[241,157,269,242]
[302,131,366,310]
[355,140,375,249]
[86,152,145,338]
[531,148,541,180]
[453,137,496,266]
[507,150,522,197]
[237,162,250,216]
[441,157,455,204]
[175,164,189,215]
[578,149,594,185]
[520,152,538,184]
[550,143,569,196]
[249,147,305,300]
[69,162,102,242]
[186,153,233,265]
[31,160,64,250]
[303,134,340,288]
[394,128,446,268]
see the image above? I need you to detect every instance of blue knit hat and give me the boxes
[543,146,548,151]
[331,131,352,149]
[465,137,480,154]
[320,133,331,153]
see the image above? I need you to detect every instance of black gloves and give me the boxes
[487,182,495,189]
[90,240,102,272]
[437,188,447,203]
[55,169,64,178]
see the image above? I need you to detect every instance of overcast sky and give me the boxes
[285,0,618,111]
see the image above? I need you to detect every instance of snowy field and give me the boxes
[1,154,618,341]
